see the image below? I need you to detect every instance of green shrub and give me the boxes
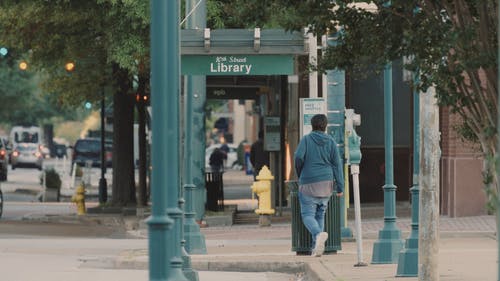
[44,168,62,190]
[75,165,83,177]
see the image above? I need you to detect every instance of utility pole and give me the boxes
[418,87,440,280]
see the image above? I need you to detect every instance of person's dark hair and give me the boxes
[258,130,264,139]
[311,114,328,131]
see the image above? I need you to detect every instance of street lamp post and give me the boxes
[148,1,187,280]
[371,63,404,264]
[182,0,207,256]
[396,74,420,276]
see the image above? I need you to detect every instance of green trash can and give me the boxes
[287,180,341,255]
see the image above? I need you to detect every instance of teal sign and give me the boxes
[182,55,294,75]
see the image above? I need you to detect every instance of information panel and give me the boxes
[264,116,281,151]
[300,98,327,137]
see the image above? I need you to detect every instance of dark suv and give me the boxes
[0,138,8,181]
[72,138,112,169]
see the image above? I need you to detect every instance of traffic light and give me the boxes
[65,61,75,72]
[0,47,30,71]
[18,60,28,71]
[0,47,7,57]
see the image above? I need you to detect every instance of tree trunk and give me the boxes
[137,100,148,206]
[418,87,440,281]
[111,65,136,206]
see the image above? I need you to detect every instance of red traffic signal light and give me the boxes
[135,93,149,103]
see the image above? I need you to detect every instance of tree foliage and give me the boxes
[0,48,76,126]
[0,0,150,206]
[274,0,498,207]
[0,1,149,105]
[206,0,288,28]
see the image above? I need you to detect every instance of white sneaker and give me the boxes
[312,232,328,257]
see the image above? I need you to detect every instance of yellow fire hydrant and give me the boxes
[71,184,86,215]
[251,165,275,227]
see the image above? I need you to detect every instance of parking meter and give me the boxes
[345,108,366,266]
[345,109,362,165]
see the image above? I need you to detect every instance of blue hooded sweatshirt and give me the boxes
[294,131,344,193]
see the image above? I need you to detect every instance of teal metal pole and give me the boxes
[326,69,351,238]
[163,1,187,279]
[185,0,207,223]
[326,33,352,238]
[396,74,420,276]
[183,0,207,256]
[148,1,187,280]
[371,63,403,264]
[178,196,198,281]
[148,0,174,280]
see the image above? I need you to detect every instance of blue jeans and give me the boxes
[298,192,330,249]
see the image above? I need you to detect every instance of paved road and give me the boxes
[1,157,112,193]
[0,219,297,281]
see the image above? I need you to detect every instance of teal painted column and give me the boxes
[396,74,420,276]
[178,196,198,281]
[191,79,206,222]
[326,69,352,238]
[184,0,207,222]
[371,63,404,264]
[183,0,207,256]
[148,1,187,281]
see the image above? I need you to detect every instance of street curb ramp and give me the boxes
[112,252,329,281]
[191,261,333,281]
[192,260,305,273]
[192,259,331,281]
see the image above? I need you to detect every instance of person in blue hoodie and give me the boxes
[294,114,344,257]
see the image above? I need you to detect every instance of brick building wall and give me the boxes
[440,107,488,217]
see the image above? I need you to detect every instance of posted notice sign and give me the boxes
[300,98,326,137]
[264,116,280,151]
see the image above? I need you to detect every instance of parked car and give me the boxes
[39,144,51,159]
[205,143,238,169]
[11,143,43,170]
[53,143,67,159]
[0,138,8,181]
[72,138,112,169]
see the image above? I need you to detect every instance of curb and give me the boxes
[113,252,324,280]
[305,261,335,281]
[20,213,144,232]
[192,260,306,273]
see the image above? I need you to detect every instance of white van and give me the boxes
[10,126,42,148]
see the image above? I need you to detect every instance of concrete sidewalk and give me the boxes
[3,167,498,280]
[120,215,496,281]
[12,200,498,280]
